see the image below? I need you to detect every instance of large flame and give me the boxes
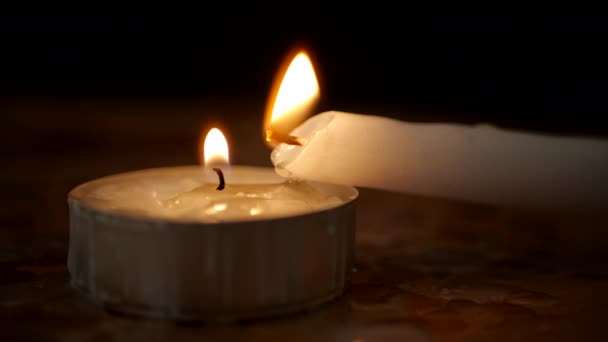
[203,128,229,167]
[264,50,319,146]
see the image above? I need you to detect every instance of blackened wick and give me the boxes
[212,168,225,191]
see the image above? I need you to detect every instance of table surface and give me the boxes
[2,98,607,341]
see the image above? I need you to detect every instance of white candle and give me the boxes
[271,111,608,211]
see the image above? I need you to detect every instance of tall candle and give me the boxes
[264,49,608,211]
[271,111,608,211]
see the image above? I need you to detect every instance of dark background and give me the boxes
[2,15,608,340]
[2,14,608,134]
[1,14,608,235]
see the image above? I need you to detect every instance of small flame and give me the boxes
[203,128,229,167]
[270,52,319,124]
[264,50,319,145]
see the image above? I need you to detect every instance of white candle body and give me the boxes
[272,111,608,211]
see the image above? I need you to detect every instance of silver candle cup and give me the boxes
[67,166,357,321]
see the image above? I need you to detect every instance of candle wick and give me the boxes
[265,130,304,146]
[212,168,225,191]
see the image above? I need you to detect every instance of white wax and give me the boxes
[272,111,608,211]
[72,166,356,223]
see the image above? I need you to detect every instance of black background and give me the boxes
[2,14,608,136]
[1,15,608,341]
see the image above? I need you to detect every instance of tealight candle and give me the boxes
[68,164,357,321]
[67,51,357,321]
[78,128,349,223]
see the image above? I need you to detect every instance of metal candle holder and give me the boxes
[68,166,357,321]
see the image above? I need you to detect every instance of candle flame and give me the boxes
[264,50,319,146]
[203,128,229,167]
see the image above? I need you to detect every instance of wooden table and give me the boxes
[2,98,607,341]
